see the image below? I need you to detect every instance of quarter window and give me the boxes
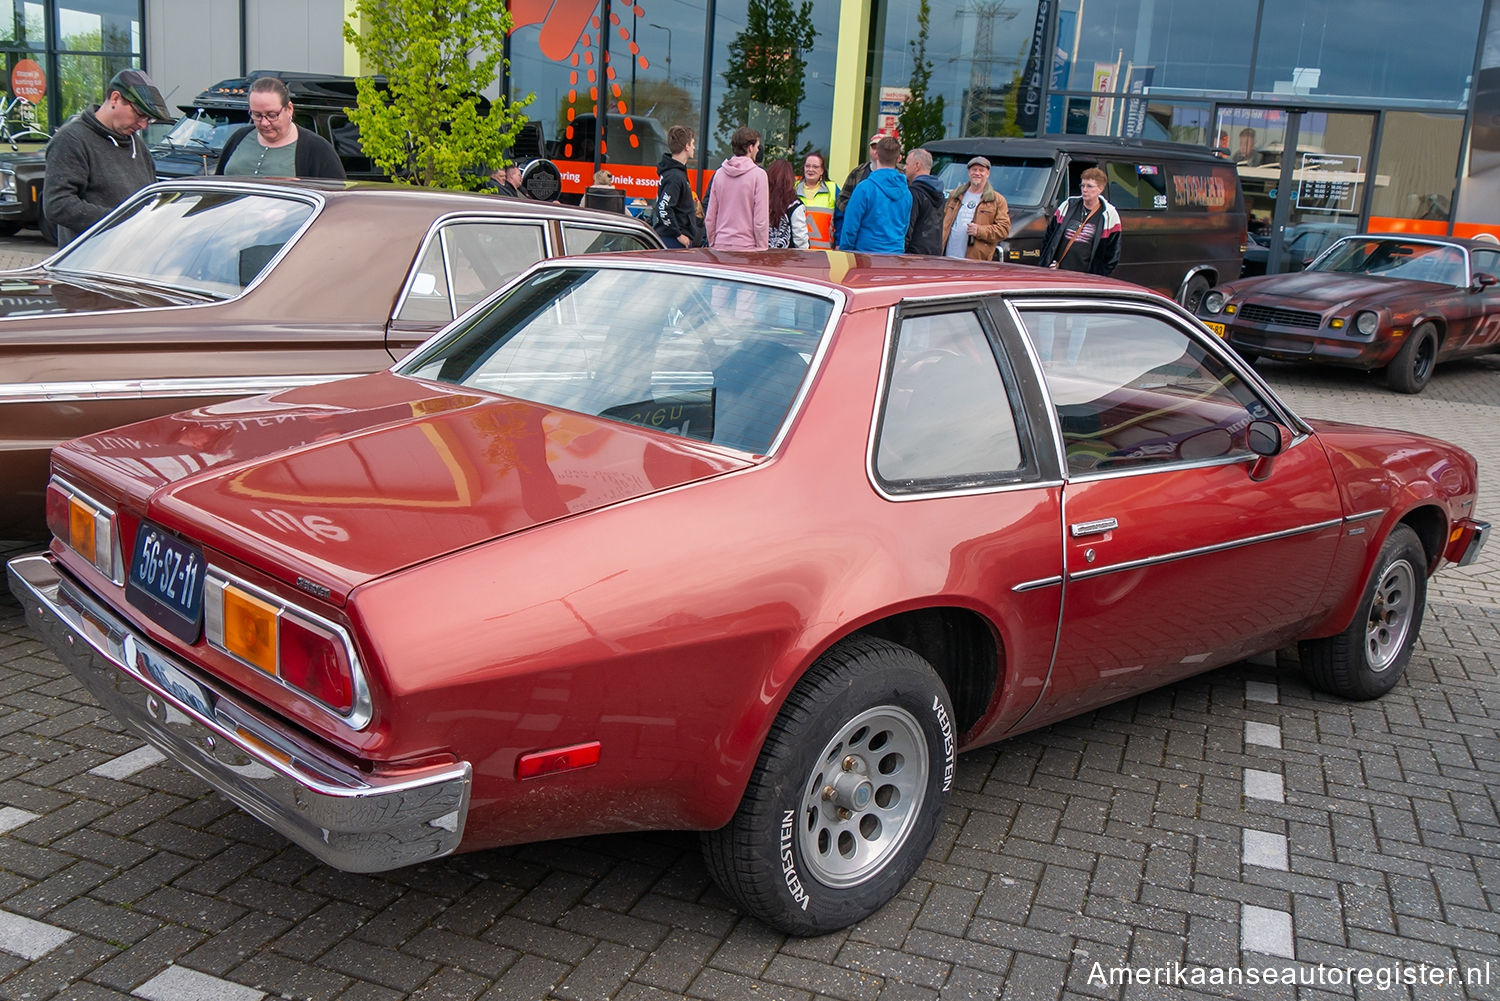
[562,225,654,254]
[396,222,548,322]
[1016,308,1269,475]
[875,310,1025,489]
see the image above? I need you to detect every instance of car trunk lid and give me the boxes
[54,372,751,602]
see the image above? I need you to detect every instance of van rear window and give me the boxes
[1104,162,1167,211]
[931,155,1054,206]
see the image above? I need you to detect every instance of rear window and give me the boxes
[401,267,837,456]
[49,188,316,298]
[1103,162,1166,211]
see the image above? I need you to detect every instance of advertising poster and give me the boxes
[1088,63,1116,135]
[1120,65,1154,137]
[1045,8,1076,133]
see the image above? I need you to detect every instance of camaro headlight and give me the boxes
[1355,310,1379,336]
[1202,290,1226,314]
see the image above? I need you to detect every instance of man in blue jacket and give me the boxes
[837,135,910,254]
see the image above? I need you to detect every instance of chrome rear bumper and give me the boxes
[1456,519,1490,567]
[7,553,470,873]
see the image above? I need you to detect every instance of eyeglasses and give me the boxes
[249,107,287,123]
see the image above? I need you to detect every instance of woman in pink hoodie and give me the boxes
[705,126,769,250]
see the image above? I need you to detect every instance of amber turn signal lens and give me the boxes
[68,498,97,564]
[221,585,278,675]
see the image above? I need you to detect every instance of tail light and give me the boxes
[45,477,122,584]
[205,572,367,725]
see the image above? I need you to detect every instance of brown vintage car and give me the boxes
[0,178,661,537]
[1198,234,1500,392]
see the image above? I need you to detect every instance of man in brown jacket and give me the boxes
[940,156,1011,261]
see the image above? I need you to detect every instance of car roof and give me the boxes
[921,136,1227,165]
[1336,233,1494,252]
[138,176,656,230]
[556,249,1148,310]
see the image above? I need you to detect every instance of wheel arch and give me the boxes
[836,604,1002,738]
[1396,502,1446,572]
[1176,265,1218,306]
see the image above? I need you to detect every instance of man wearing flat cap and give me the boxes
[940,155,1011,261]
[44,68,176,246]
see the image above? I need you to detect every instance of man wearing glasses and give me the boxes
[43,68,175,246]
[217,77,345,180]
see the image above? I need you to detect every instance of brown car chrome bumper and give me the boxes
[7,553,470,873]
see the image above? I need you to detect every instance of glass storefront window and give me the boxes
[1051,0,1257,98]
[55,0,142,122]
[870,0,1045,142]
[1372,112,1463,231]
[1253,0,1482,108]
[707,0,839,163]
[510,5,705,171]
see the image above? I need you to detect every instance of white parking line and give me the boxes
[133,965,264,1001]
[1242,829,1290,871]
[1245,721,1282,748]
[1242,904,1295,958]
[1243,769,1285,802]
[0,807,38,833]
[89,745,166,780]
[0,910,74,960]
[1245,680,1279,703]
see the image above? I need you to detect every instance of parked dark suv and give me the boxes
[152,70,378,180]
[923,137,1246,310]
[0,70,380,240]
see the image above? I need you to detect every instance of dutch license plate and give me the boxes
[1204,321,1227,338]
[127,522,205,642]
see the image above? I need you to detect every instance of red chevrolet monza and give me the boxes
[8,252,1489,934]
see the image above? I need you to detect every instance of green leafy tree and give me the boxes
[715,0,817,162]
[897,0,945,148]
[343,0,533,189]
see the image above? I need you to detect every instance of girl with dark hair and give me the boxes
[766,160,809,249]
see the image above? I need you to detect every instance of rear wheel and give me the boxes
[1385,322,1438,393]
[1300,524,1426,700]
[1180,273,1212,313]
[702,637,955,935]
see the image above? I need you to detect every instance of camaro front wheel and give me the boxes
[702,637,956,935]
[1300,524,1427,700]
[1385,322,1438,394]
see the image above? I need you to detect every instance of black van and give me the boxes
[152,70,379,180]
[923,137,1246,310]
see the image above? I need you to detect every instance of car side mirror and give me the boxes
[1246,419,1290,482]
[1470,271,1498,292]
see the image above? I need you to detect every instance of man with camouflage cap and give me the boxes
[44,68,175,246]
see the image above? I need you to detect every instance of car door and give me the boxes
[870,303,1065,741]
[1450,246,1500,354]
[1003,298,1344,728]
[385,218,550,360]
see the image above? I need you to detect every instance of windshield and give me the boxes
[158,111,244,151]
[930,155,1054,204]
[401,267,836,455]
[1311,238,1468,285]
[50,188,316,298]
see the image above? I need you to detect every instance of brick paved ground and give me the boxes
[3,246,1499,1000]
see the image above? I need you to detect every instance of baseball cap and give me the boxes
[108,69,174,123]
[869,132,883,145]
[967,156,992,169]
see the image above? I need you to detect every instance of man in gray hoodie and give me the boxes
[44,69,175,246]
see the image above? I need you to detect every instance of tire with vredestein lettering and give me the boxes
[1299,524,1427,700]
[702,636,955,935]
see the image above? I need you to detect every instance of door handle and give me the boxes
[1070,517,1118,538]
